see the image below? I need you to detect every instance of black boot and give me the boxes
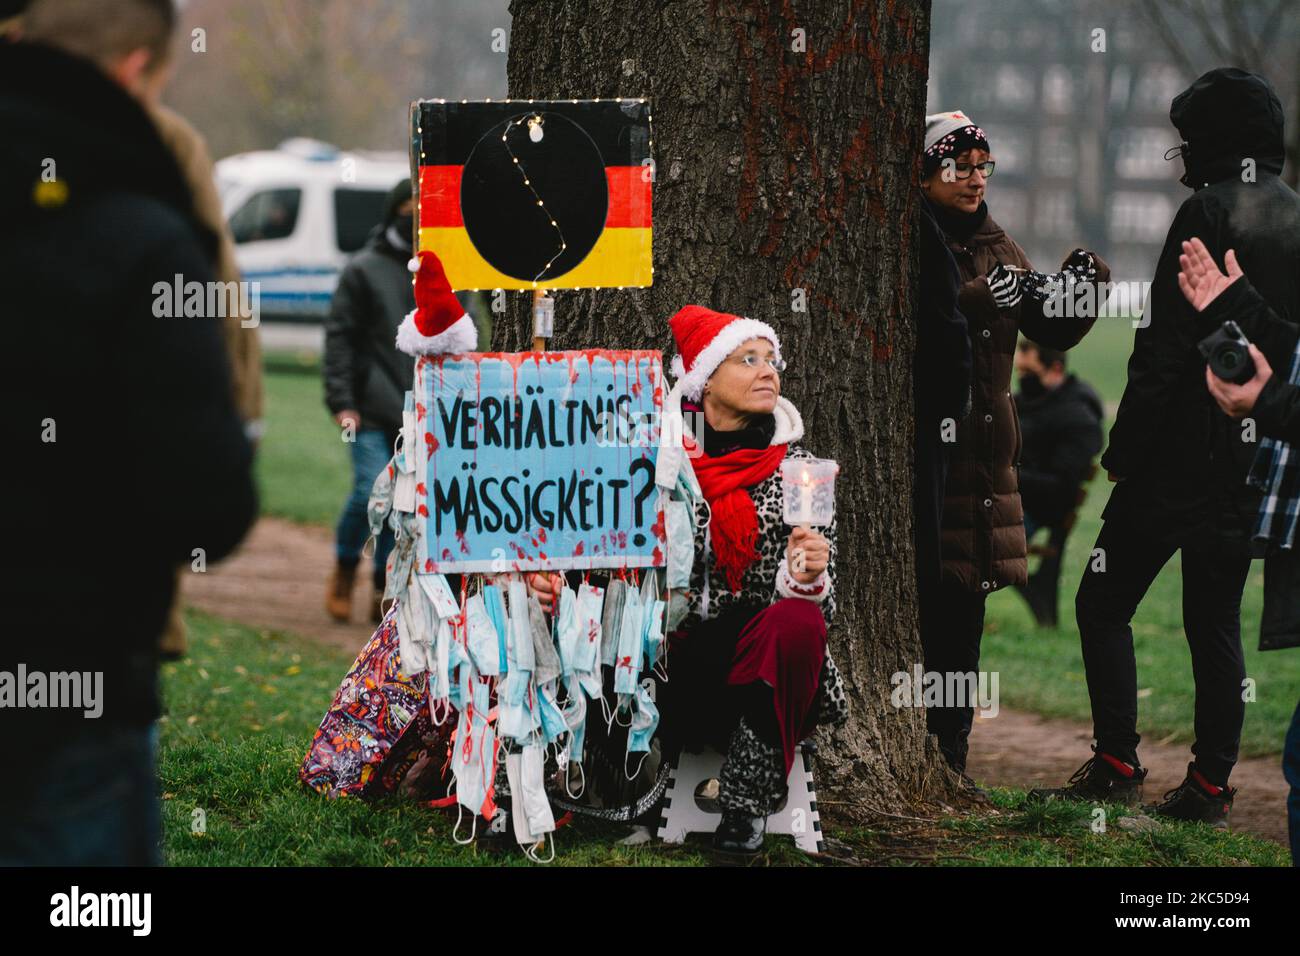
[1143,763,1235,828]
[1028,747,1147,805]
[713,717,785,854]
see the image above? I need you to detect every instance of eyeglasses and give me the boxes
[735,354,787,373]
[951,160,996,179]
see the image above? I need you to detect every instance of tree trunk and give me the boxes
[506,0,953,815]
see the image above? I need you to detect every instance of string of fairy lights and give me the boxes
[413,97,655,294]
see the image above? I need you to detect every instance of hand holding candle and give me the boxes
[786,526,830,584]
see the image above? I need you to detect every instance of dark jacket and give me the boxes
[323,226,416,435]
[1196,277,1300,651]
[0,42,257,737]
[1101,68,1300,540]
[1195,277,1300,445]
[914,194,971,615]
[933,202,1107,593]
[1014,373,1104,527]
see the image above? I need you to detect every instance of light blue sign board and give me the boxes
[416,350,666,574]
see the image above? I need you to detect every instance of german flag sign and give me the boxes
[410,99,653,291]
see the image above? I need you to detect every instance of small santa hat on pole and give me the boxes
[395,250,479,356]
[668,304,782,402]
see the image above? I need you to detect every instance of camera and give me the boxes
[1198,320,1256,385]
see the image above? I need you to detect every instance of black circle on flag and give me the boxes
[460,111,608,283]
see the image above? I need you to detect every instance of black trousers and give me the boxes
[919,578,988,773]
[1074,490,1253,786]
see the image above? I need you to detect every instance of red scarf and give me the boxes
[688,434,787,591]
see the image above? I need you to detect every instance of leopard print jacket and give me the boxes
[681,444,849,729]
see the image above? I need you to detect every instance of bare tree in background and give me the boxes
[1135,0,1299,186]
[506,0,959,811]
[167,0,510,158]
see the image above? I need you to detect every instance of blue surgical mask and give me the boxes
[625,679,659,779]
[561,673,588,766]
[554,584,579,676]
[535,680,568,743]
[482,584,510,676]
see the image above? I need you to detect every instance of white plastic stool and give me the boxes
[656,744,823,853]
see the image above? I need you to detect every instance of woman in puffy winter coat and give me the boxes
[918,110,1108,775]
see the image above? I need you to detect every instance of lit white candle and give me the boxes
[800,468,813,523]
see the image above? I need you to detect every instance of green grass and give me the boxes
[982,317,1300,757]
[161,610,1288,866]
[256,353,351,526]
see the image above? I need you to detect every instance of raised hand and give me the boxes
[1178,237,1243,313]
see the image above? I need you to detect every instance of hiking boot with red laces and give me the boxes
[1027,748,1147,805]
[1144,763,1235,828]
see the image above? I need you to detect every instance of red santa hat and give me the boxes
[395,250,479,356]
[668,305,782,402]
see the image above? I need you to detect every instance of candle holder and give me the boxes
[780,458,839,527]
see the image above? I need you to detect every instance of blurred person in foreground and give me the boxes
[1178,235,1300,863]
[1035,69,1300,827]
[0,0,256,864]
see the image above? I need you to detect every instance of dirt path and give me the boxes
[186,517,1292,848]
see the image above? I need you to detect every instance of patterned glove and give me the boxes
[986,264,1023,310]
[1022,268,1077,302]
[1063,248,1098,281]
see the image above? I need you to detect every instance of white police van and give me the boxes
[216,138,409,322]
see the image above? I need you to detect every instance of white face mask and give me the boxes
[464,593,501,676]
[614,585,644,697]
[572,582,604,674]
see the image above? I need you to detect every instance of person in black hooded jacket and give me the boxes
[0,0,256,865]
[1177,234,1300,864]
[322,180,417,624]
[1036,68,1300,827]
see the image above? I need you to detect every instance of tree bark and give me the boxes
[507,0,954,815]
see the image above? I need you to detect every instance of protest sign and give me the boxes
[415,350,666,574]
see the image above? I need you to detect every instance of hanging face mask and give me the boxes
[614,584,644,696]
[535,680,568,743]
[576,666,604,703]
[497,673,540,743]
[429,616,453,717]
[396,593,429,676]
[420,573,460,619]
[665,498,695,591]
[506,579,536,674]
[464,592,502,676]
[451,668,496,832]
[518,741,556,836]
[561,673,588,767]
[573,581,604,674]
[625,679,659,780]
[482,584,510,677]
[398,391,418,474]
[643,598,666,674]
[554,583,579,676]
[530,594,562,686]
[367,458,396,540]
[505,744,556,862]
[383,509,420,602]
[600,578,628,669]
